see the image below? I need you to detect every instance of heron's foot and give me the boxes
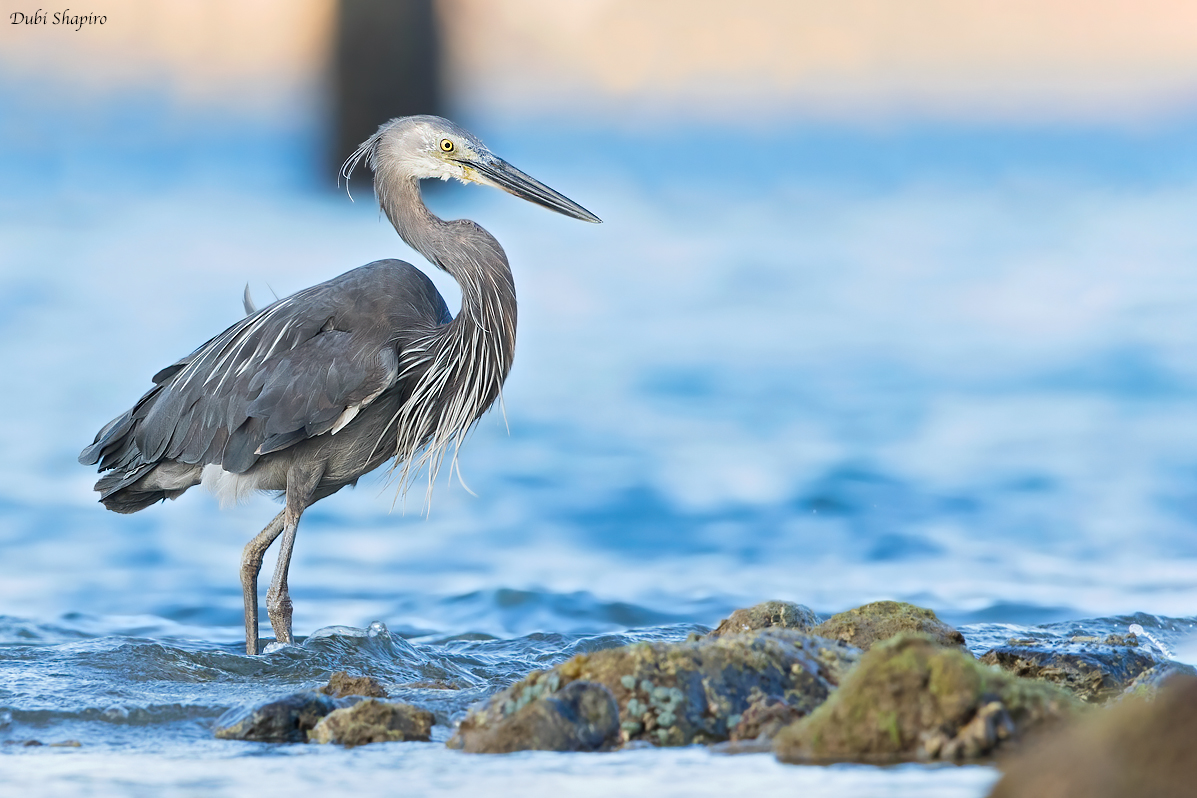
[265,587,294,645]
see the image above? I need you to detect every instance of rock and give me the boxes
[708,601,818,638]
[988,675,1197,798]
[450,629,859,749]
[1098,633,1137,646]
[979,640,1158,703]
[451,680,620,753]
[729,696,805,741]
[774,634,1077,763]
[308,699,433,746]
[1118,662,1197,700]
[214,692,343,743]
[812,601,966,651]
[319,671,388,699]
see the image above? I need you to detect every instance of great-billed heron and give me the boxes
[79,115,601,655]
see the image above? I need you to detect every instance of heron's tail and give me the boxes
[81,409,196,513]
[78,410,136,468]
[95,469,168,514]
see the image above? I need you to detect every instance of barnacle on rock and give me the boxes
[450,628,859,750]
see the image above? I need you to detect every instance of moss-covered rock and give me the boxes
[811,601,966,651]
[319,671,388,699]
[989,675,1197,798]
[214,692,343,743]
[451,680,620,753]
[308,699,433,746]
[708,601,818,638]
[979,640,1158,703]
[450,629,858,749]
[774,634,1077,763]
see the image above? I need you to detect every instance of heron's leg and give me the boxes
[240,510,285,656]
[265,512,301,646]
[265,467,323,646]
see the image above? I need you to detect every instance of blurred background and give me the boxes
[3,0,1197,635]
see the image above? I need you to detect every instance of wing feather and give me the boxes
[80,260,450,479]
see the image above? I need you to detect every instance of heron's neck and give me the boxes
[380,175,517,380]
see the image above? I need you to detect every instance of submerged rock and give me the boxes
[979,639,1159,703]
[214,692,343,743]
[450,629,858,750]
[452,680,620,753]
[308,699,433,746]
[708,601,819,638]
[989,675,1197,798]
[774,634,1076,763]
[812,601,966,651]
[319,671,388,699]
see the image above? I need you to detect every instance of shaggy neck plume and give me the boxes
[375,173,518,495]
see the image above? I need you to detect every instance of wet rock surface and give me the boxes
[451,680,620,753]
[812,601,966,651]
[989,675,1197,798]
[979,638,1159,702]
[319,671,388,699]
[451,628,859,750]
[774,634,1077,763]
[707,601,818,638]
[214,692,345,743]
[308,698,433,746]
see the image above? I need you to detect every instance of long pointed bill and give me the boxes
[467,157,602,223]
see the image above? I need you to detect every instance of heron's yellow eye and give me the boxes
[440,139,455,153]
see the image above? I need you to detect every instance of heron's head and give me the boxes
[342,115,601,224]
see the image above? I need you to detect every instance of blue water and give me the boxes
[3,91,1197,794]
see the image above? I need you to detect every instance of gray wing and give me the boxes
[81,260,451,479]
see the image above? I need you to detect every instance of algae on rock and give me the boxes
[811,601,966,651]
[708,601,818,638]
[308,699,433,746]
[319,671,388,699]
[774,634,1077,763]
[451,629,859,750]
[451,680,620,753]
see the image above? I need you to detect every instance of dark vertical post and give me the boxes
[331,0,442,182]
